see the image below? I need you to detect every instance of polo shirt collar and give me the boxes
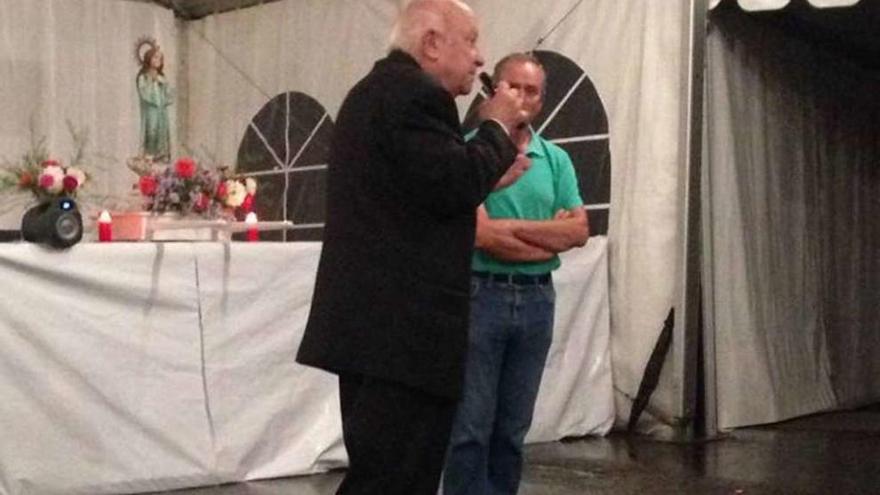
[525,130,546,158]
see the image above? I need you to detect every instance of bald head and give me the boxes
[389,0,472,55]
[388,0,484,96]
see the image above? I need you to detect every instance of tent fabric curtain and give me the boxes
[0,0,690,436]
[184,0,690,432]
[705,8,880,428]
[0,0,177,229]
[708,0,862,11]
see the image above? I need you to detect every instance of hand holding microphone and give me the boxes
[478,72,528,133]
[479,72,497,98]
[478,72,531,190]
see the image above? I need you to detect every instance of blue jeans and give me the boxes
[443,275,555,495]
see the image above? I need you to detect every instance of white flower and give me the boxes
[39,165,65,194]
[65,167,86,188]
[224,179,247,208]
[245,177,257,195]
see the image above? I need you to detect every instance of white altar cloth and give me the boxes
[0,240,611,494]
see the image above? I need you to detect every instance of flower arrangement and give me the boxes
[128,155,256,219]
[0,123,90,204]
[0,159,88,203]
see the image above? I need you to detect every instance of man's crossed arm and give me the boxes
[474,205,589,262]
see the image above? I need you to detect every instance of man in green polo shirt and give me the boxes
[443,53,590,495]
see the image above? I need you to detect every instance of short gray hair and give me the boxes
[388,0,473,55]
[492,52,544,83]
[493,52,547,97]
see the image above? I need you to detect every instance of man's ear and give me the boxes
[422,29,442,62]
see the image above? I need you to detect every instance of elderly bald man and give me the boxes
[296,0,528,493]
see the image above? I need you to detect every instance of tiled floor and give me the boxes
[155,404,880,495]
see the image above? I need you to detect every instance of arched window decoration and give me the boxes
[236,91,332,241]
[236,51,611,241]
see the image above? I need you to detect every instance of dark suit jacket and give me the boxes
[296,50,518,399]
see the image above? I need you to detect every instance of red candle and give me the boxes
[245,212,258,242]
[98,211,112,242]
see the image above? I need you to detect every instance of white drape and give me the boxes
[0,243,347,494]
[184,0,689,432]
[6,0,877,438]
[708,0,863,11]
[705,9,880,428]
[183,0,396,163]
[0,241,610,493]
[0,0,691,435]
[0,0,177,229]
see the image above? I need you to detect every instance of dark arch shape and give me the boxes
[236,91,333,241]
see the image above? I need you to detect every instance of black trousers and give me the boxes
[336,373,457,495]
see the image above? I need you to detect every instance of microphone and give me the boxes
[479,72,495,96]
[479,72,527,131]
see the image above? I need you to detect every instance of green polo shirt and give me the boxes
[472,132,584,275]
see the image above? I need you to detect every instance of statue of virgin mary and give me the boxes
[135,37,173,161]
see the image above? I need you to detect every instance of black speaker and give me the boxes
[0,230,21,242]
[21,197,83,248]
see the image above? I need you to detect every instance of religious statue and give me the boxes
[135,37,173,162]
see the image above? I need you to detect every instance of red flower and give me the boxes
[194,192,211,212]
[18,172,33,188]
[174,157,196,179]
[39,174,55,190]
[62,175,79,192]
[241,193,254,212]
[139,175,157,196]
[41,159,60,168]
[215,180,228,199]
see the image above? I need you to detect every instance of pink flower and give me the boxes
[139,175,157,196]
[174,157,196,179]
[62,175,79,193]
[194,192,211,211]
[215,180,228,199]
[65,167,86,188]
[39,174,55,189]
[41,159,60,168]
[39,166,65,194]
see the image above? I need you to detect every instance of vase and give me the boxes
[110,211,230,242]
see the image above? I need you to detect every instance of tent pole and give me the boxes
[672,0,710,441]
[699,14,719,440]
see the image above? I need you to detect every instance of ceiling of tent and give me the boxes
[132,0,879,71]
[130,0,284,20]
[712,0,880,70]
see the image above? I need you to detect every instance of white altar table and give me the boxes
[0,240,612,494]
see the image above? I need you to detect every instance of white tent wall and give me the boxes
[182,0,692,435]
[0,0,695,438]
[182,0,397,161]
[0,0,178,229]
[0,0,875,453]
[705,7,880,428]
